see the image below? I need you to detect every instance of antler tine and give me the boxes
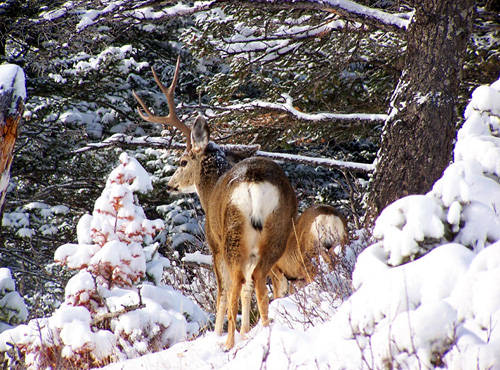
[132,90,165,124]
[133,55,192,151]
[151,55,180,115]
[151,56,192,151]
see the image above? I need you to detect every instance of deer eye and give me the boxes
[179,159,188,167]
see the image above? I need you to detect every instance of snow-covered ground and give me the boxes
[102,77,500,369]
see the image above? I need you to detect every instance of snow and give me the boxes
[1,212,29,228]
[107,152,154,193]
[0,64,26,104]
[39,1,74,21]
[373,195,445,265]
[0,268,28,333]
[182,251,213,266]
[0,153,207,367]
[16,227,35,239]
[321,0,412,29]
[219,93,388,124]
[99,77,500,369]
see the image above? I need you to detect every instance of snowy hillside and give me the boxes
[102,78,500,369]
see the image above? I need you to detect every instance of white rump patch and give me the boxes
[230,182,280,230]
[311,214,346,247]
[231,181,280,282]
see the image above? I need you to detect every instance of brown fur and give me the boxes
[168,118,297,350]
[270,204,348,298]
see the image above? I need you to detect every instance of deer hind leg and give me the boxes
[254,221,289,326]
[240,278,253,335]
[225,268,244,350]
[213,259,229,336]
[252,266,270,327]
[270,266,288,299]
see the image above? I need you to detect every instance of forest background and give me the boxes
[0,0,499,368]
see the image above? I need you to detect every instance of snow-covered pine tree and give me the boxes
[0,153,206,369]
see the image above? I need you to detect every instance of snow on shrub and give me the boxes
[340,77,500,368]
[0,153,207,368]
[374,79,500,266]
[0,268,28,333]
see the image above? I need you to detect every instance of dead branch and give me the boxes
[184,94,388,124]
[91,302,145,327]
[74,133,374,173]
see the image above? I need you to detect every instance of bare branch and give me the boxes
[256,150,374,173]
[91,302,145,326]
[74,133,374,173]
[195,94,388,123]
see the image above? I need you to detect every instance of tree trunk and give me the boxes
[0,65,26,219]
[365,0,475,223]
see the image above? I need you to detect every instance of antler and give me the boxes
[133,56,192,151]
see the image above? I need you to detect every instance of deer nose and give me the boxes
[166,184,178,192]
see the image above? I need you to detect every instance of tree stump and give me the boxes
[0,64,26,217]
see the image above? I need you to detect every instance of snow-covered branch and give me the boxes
[222,17,350,45]
[218,17,358,62]
[76,0,217,32]
[73,134,187,153]
[214,0,413,32]
[74,133,374,173]
[72,0,411,33]
[256,150,374,172]
[203,94,388,123]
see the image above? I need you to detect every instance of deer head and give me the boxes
[133,58,230,199]
[167,114,225,196]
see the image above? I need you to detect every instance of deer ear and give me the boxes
[191,114,209,152]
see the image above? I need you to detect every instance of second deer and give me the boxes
[133,57,297,350]
[270,204,348,298]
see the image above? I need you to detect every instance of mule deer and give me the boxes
[270,204,348,298]
[133,57,297,350]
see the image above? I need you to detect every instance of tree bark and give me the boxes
[0,65,26,220]
[365,0,475,223]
